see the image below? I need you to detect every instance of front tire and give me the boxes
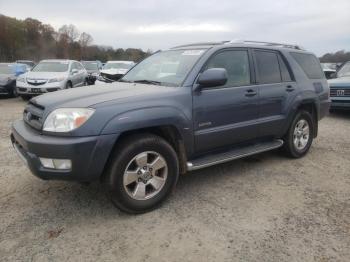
[104,134,179,214]
[283,110,314,158]
[11,87,19,98]
[65,81,72,89]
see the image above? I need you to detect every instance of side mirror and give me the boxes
[197,68,228,88]
[71,69,78,75]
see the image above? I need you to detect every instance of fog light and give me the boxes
[39,158,72,170]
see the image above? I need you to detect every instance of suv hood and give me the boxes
[328,76,350,87]
[25,71,68,79]
[31,82,178,110]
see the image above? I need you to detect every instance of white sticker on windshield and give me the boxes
[182,50,204,56]
[60,61,69,64]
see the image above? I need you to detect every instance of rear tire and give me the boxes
[104,134,179,214]
[283,110,314,158]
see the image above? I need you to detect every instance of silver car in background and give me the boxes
[96,60,135,84]
[16,59,88,100]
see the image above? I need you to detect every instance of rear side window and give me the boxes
[255,51,281,84]
[290,52,324,79]
[205,50,251,87]
[278,55,293,82]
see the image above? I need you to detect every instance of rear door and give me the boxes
[193,48,260,153]
[253,49,297,137]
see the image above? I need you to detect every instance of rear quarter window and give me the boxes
[290,52,324,79]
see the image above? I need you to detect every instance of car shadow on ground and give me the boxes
[329,110,350,119]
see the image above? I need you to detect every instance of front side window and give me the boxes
[122,49,206,86]
[32,62,69,72]
[255,51,281,84]
[204,50,251,87]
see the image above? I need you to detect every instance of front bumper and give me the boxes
[0,81,15,95]
[11,120,119,181]
[330,98,350,109]
[0,84,11,95]
[16,81,65,95]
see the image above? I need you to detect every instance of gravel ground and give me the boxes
[0,97,349,262]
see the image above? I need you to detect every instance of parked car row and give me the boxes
[0,59,135,100]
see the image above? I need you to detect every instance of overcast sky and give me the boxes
[1,0,349,55]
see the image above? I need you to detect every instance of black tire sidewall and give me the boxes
[66,82,72,89]
[106,135,179,213]
[286,111,314,157]
[12,87,18,97]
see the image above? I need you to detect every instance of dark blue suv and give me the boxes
[11,41,330,213]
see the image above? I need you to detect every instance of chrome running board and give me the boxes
[187,139,284,171]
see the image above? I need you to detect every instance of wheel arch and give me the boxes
[100,124,188,183]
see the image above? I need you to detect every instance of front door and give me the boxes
[193,49,260,153]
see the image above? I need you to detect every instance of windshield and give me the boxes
[122,49,205,86]
[321,63,336,70]
[82,62,99,70]
[0,64,14,74]
[104,62,133,70]
[337,62,350,77]
[32,61,69,72]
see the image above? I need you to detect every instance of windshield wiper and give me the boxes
[133,79,162,85]
[118,79,133,83]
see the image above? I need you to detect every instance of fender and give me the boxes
[100,106,194,155]
[282,91,319,137]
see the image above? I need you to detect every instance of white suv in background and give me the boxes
[16,59,88,100]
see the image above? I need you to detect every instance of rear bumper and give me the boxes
[11,120,119,181]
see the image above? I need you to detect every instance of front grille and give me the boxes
[26,79,48,86]
[101,73,123,81]
[330,88,350,97]
[23,101,45,130]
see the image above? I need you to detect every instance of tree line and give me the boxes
[319,50,350,63]
[0,14,150,63]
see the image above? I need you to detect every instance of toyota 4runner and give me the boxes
[11,40,330,213]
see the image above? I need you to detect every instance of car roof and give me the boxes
[40,59,76,63]
[170,40,310,53]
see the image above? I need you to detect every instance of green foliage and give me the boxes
[0,14,150,62]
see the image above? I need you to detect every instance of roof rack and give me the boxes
[227,40,305,50]
[171,41,227,49]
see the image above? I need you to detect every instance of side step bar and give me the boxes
[187,139,284,171]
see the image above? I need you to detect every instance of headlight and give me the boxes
[48,77,65,83]
[17,77,25,83]
[43,108,95,132]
